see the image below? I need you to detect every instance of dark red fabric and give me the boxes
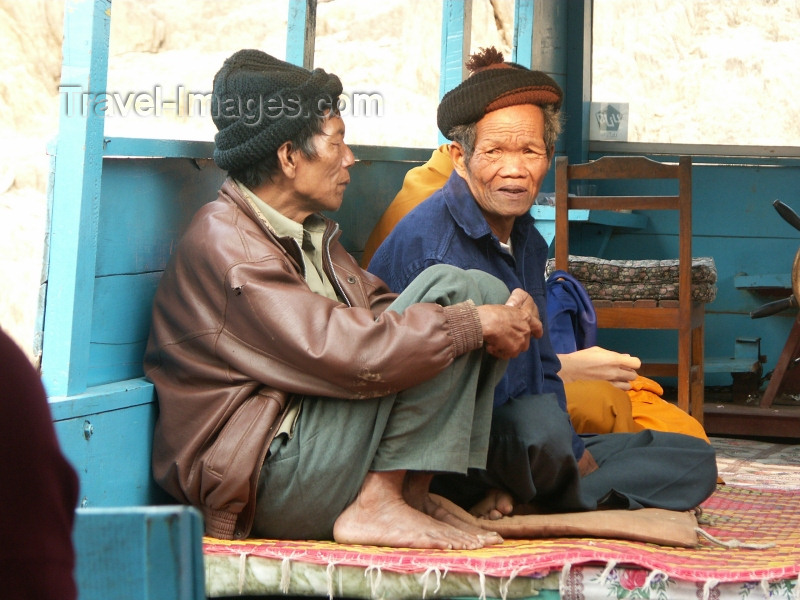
[0,328,78,599]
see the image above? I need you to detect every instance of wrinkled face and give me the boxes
[292,115,355,215]
[452,104,551,241]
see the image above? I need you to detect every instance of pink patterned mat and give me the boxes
[204,484,800,584]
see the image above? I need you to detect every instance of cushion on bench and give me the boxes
[546,256,717,304]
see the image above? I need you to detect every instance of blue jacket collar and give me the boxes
[441,170,536,246]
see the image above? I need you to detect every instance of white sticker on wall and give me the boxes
[590,102,629,141]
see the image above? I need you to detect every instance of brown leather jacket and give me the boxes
[144,179,483,539]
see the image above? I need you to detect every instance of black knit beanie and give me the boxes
[211,49,343,172]
[437,47,563,139]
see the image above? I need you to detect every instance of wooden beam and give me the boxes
[286,0,317,69]
[42,0,111,397]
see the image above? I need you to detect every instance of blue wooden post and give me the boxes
[438,0,472,143]
[512,0,535,68]
[286,0,317,68]
[439,0,472,98]
[564,0,592,163]
[73,506,205,600]
[42,0,111,397]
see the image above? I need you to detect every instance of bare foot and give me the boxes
[402,474,503,545]
[470,488,516,520]
[333,471,488,550]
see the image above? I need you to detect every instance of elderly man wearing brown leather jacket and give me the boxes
[144,50,541,550]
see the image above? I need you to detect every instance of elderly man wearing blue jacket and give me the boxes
[369,48,717,519]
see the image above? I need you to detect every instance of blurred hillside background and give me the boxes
[1,0,799,362]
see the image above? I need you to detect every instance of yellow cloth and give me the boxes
[363,147,710,443]
[361,144,453,268]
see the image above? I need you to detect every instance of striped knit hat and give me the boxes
[437,47,562,138]
[211,50,342,172]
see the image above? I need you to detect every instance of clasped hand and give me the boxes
[477,288,543,360]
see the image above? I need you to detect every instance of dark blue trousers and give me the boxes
[432,393,718,513]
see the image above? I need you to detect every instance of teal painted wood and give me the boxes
[691,161,800,239]
[96,158,224,276]
[88,273,160,385]
[439,0,471,98]
[438,0,472,144]
[101,137,434,163]
[103,137,215,159]
[563,0,591,164]
[54,398,168,507]
[512,0,535,67]
[286,0,317,68]
[48,377,155,420]
[73,506,204,600]
[531,205,647,249]
[49,379,166,509]
[42,0,111,397]
[735,274,792,290]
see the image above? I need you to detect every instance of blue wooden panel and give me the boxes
[53,396,168,507]
[88,340,148,386]
[512,0,535,67]
[87,273,159,385]
[563,0,590,163]
[286,0,316,68]
[438,0,471,147]
[439,0,471,98]
[49,377,156,420]
[693,162,800,239]
[73,506,204,600]
[96,158,224,277]
[103,137,215,159]
[91,273,160,344]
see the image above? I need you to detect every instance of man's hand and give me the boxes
[557,346,641,390]
[504,289,543,337]
[476,289,543,360]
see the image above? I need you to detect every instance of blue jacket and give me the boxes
[546,270,597,354]
[369,171,585,459]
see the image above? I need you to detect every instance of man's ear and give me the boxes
[449,142,469,179]
[277,141,297,179]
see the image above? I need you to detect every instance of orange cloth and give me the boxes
[627,375,710,442]
[363,147,711,443]
[565,380,643,434]
[565,377,709,442]
[361,144,453,268]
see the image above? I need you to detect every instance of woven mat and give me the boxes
[203,484,800,585]
[712,436,800,490]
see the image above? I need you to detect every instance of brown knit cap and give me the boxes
[437,47,563,139]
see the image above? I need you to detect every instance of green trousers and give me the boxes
[251,264,508,540]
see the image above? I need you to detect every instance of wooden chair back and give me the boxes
[554,155,705,421]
